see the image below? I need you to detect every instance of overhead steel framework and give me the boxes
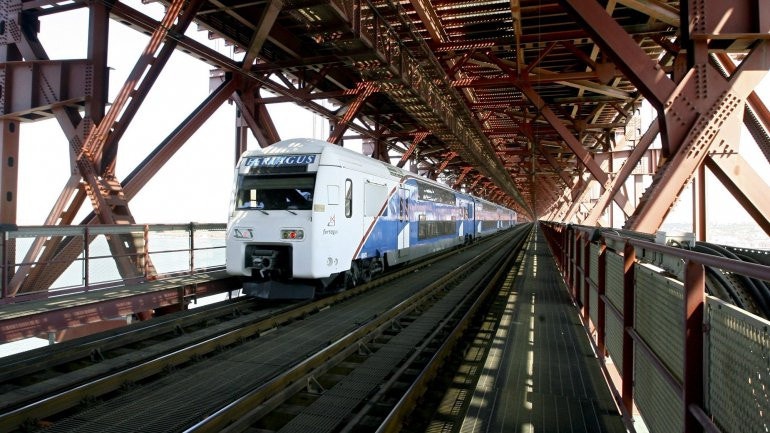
[1,0,769,293]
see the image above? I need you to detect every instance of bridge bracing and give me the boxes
[0,0,768,294]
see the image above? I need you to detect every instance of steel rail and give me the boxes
[0,235,500,432]
[0,298,255,384]
[183,230,523,432]
[374,226,531,432]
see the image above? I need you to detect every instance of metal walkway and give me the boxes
[461,227,626,432]
[0,269,235,342]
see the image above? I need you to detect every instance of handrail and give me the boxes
[0,223,226,304]
[541,221,770,433]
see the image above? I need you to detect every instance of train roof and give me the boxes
[241,138,411,179]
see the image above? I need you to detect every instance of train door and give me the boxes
[398,185,410,257]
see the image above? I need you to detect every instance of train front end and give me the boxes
[226,140,324,298]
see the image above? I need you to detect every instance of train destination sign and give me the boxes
[244,155,317,167]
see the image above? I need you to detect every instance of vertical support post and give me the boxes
[562,226,568,271]
[564,226,574,293]
[694,164,707,242]
[622,241,636,414]
[597,241,607,360]
[583,236,590,321]
[235,107,249,164]
[683,259,705,433]
[0,120,19,225]
[1,228,7,300]
[84,226,90,290]
[1,120,19,299]
[574,232,582,303]
[189,222,195,273]
[143,225,150,279]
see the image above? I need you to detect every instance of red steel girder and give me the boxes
[240,0,283,70]
[584,118,661,225]
[0,276,240,342]
[107,1,402,146]
[626,41,770,232]
[519,83,635,217]
[705,154,770,236]
[450,70,612,88]
[232,80,282,149]
[11,77,240,295]
[327,82,377,144]
[0,120,19,226]
[97,0,206,174]
[453,166,473,188]
[396,132,428,168]
[0,61,92,121]
[557,0,674,111]
[122,77,240,201]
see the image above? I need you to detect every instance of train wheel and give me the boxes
[345,262,361,289]
[361,268,372,284]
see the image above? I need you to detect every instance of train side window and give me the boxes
[345,179,352,218]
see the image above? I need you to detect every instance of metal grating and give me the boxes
[589,244,600,327]
[706,297,770,433]
[605,252,624,312]
[590,280,598,329]
[634,345,684,433]
[634,264,684,382]
[589,244,600,285]
[605,309,624,375]
[280,250,491,433]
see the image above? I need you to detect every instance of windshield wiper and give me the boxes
[286,209,297,215]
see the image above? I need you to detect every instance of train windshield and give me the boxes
[236,175,315,211]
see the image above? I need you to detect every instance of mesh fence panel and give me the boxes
[606,252,624,312]
[706,297,770,433]
[635,264,684,382]
[635,344,684,433]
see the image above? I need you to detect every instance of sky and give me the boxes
[18,0,329,225]
[14,1,770,236]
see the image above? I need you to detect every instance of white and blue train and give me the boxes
[226,138,517,298]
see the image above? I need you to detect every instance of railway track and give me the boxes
[1,224,531,432]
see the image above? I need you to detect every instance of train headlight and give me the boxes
[281,229,304,240]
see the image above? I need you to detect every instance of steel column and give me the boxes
[521,84,636,219]
[622,241,636,414]
[597,241,607,360]
[584,119,660,225]
[705,154,770,236]
[0,121,18,225]
[683,259,705,433]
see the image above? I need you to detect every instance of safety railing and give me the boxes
[0,223,226,304]
[541,222,770,433]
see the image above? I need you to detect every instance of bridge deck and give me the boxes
[459,228,627,432]
[0,270,235,342]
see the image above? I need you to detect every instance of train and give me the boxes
[225,138,517,298]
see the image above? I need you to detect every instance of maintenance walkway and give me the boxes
[458,227,627,432]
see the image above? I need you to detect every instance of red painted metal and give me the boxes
[705,154,770,236]
[327,82,377,144]
[626,41,770,233]
[0,121,19,226]
[582,235,590,322]
[621,241,635,415]
[597,241,607,360]
[0,275,241,342]
[583,119,661,225]
[397,132,428,168]
[683,259,706,433]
